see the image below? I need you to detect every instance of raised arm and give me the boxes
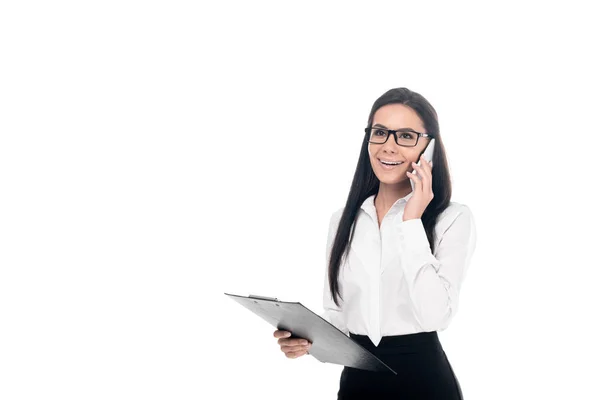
[396,205,477,331]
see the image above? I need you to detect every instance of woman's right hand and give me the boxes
[273,330,312,359]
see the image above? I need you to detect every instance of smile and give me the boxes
[378,159,404,169]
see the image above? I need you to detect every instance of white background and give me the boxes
[1,1,599,399]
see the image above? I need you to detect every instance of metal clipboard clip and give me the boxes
[248,294,279,302]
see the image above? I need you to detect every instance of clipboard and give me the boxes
[225,292,397,374]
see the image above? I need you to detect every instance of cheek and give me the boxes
[368,147,377,166]
[406,151,418,163]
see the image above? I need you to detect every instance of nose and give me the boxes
[381,132,401,152]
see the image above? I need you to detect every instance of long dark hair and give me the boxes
[328,87,453,307]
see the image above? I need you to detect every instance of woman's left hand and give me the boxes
[403,154,434,221]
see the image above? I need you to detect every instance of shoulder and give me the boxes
[328,207,345,229]
[439,201,472,219]
[332,206,345,220]
[435,201,475,235]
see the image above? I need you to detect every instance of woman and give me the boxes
[273,87,476,399]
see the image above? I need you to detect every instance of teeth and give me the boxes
[380,160,403,165]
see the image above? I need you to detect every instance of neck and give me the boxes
[374,181,412,210]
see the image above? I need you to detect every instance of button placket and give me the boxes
[358,204,384,345]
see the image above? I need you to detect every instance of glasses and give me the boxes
[365,127,433,147]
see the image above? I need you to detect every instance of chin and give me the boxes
[378,176,406,185]
[373,172,405,185]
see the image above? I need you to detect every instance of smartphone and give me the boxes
[409,138,435,192]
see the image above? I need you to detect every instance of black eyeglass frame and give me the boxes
[364,127,434,147]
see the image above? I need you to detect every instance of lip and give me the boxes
[378,159,404,170]
[379,158,404,163]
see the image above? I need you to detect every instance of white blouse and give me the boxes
[320,191,477,347]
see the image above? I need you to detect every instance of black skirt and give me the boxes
[337,331,463,400]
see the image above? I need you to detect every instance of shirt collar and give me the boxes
[360,191,414,220]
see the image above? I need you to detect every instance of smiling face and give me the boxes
[368,103,431,186]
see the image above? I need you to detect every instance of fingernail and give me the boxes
[284,332,291,337]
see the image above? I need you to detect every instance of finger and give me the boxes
[420,154,432,172]
[286,348,308,358]
[406,170,422,190]
[420,156,433,178]
[418,157,433,193]
[273,330,291,338]
[411,161,425,177]
[412,160,431,192]
[278,338,309,346]
[426,157,433,170]
[415,159,431,186]
[278,339,309,349]
[281,344,309,353]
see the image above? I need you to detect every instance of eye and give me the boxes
[374,129,386,136]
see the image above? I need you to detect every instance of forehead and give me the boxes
[372,104,425,131]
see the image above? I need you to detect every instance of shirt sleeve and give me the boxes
[395,204,477,331]
[320,210,349,335]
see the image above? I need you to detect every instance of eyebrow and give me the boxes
[372,123,416,132]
